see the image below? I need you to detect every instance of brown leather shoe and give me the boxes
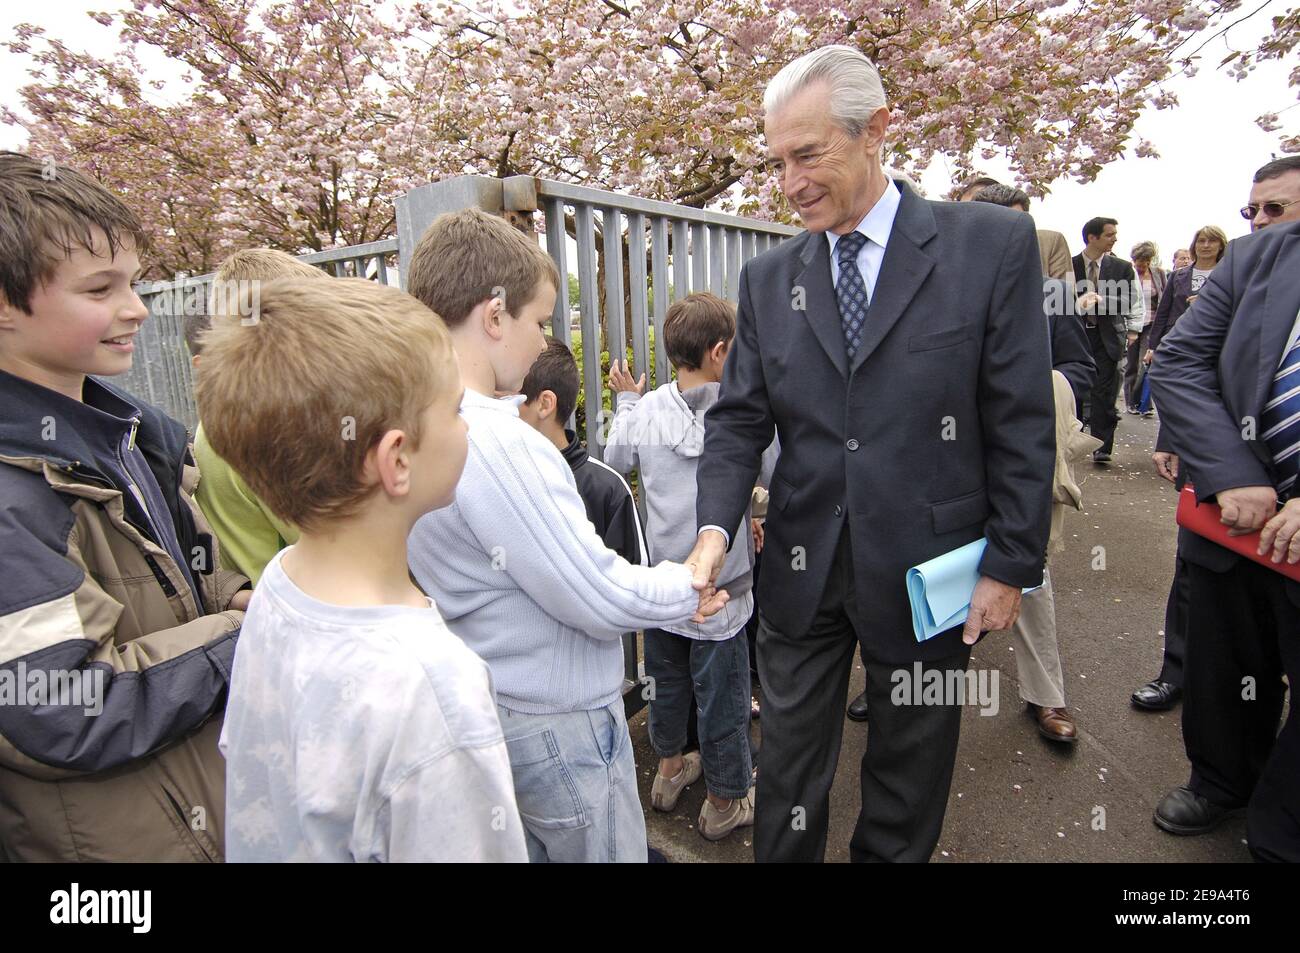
[1028,703,1078,744]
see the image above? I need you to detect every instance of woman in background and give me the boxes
[1126,241,1167,415]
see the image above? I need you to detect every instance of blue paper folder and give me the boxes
[906,538,1039,642]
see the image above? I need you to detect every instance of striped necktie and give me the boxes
[1261,331,1300,497]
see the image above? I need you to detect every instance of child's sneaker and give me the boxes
[698,787,756,841]
[651,752,703,812]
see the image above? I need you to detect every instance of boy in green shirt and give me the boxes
[187,249,326,583]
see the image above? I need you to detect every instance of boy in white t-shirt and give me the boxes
[199,277,526,862]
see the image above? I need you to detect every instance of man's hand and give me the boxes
[608,359,646,396]
[1143,348,1154,365]
[229,589,252,612]
[1151,451,1179,483]
[751,518,765,554]
[685,529,728,622]
[1127,331,1140,346]
[961,576,1022,645]
[1259,499,1300,563]
[692,586,731,623]
[1217,485,1278,537]
[1077,291,1102,310]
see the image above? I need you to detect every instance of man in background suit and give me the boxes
[958,182,1073,284]
[1073,218,1144,463]
[1148,219,1300,861]
[1134,158,1300,714]
[686,45,1054,862]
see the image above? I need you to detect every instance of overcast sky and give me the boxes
[3,0,1295,267]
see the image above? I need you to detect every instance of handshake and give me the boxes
[680,529,732,623]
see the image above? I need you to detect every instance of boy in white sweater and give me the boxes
[404,209,729,863]
[202,278,526,862]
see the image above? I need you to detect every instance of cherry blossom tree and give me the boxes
[3,0,1276,276]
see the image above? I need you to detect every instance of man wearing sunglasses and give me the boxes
[1146,157,1300,861]
[1244,156,1300,231]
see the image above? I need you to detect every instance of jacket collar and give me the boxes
[0,369,187,490]
[560,429,588,470]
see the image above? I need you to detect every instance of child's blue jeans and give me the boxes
[644,627,753,800]
[496,700,646,863]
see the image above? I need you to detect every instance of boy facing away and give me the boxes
[404,208,729,863]
[0,151,250,861]
[605,292,774,841]
[187,248,326,585]
[201,277,526,862]
[518,337,646,567]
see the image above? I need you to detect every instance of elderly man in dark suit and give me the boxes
[1072,218,1144,463]
[1147,219,1300,862]
[685,45,1054,863]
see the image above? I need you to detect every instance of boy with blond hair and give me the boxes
[405,208,729,863]
[188,248,325,584]
[0,151,250,861]
[201,276,526,862]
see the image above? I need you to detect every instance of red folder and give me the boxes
[1175,485,1300,581]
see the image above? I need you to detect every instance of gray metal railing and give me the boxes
[397,175,801,459]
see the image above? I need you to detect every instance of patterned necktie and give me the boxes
[835,231,869,360]
[1261,331,1300,498]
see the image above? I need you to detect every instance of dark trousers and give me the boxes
[644,628,753,800]
[1156,553,1189,687]
[1084,325,1122,454]
[1182,559,1299,861]
[753,528,971,862]
[1123,326,1152,409]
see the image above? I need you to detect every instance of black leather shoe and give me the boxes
[846,690,868,722]
[1131,679,1182,711]
[1093,450,1112,464]
[1153,786,1245,835]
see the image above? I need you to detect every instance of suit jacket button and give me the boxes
[846,438,860,451]
[834,504,843,517]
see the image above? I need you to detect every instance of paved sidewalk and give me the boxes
[636,412,1258,862]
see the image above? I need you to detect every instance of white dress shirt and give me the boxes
[827,178,901,298]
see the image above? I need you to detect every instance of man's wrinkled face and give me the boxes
[765,82,887,236]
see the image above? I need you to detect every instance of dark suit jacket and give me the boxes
[1148,220,1300,591]
[696,182,1055,662]
[1046,277,1096,401]
[1148,265,1198,353]
[1072,252,1137,362]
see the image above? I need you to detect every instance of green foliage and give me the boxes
[569,326,665,441]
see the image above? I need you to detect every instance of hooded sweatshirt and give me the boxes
[604,381,776,641]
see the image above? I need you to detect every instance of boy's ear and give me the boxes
[367,428,413,499]
[0,292,18,329]
[190,353,201,370]
[480,294,507,342]
[537,389,557,420]
[712,339,730,364]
